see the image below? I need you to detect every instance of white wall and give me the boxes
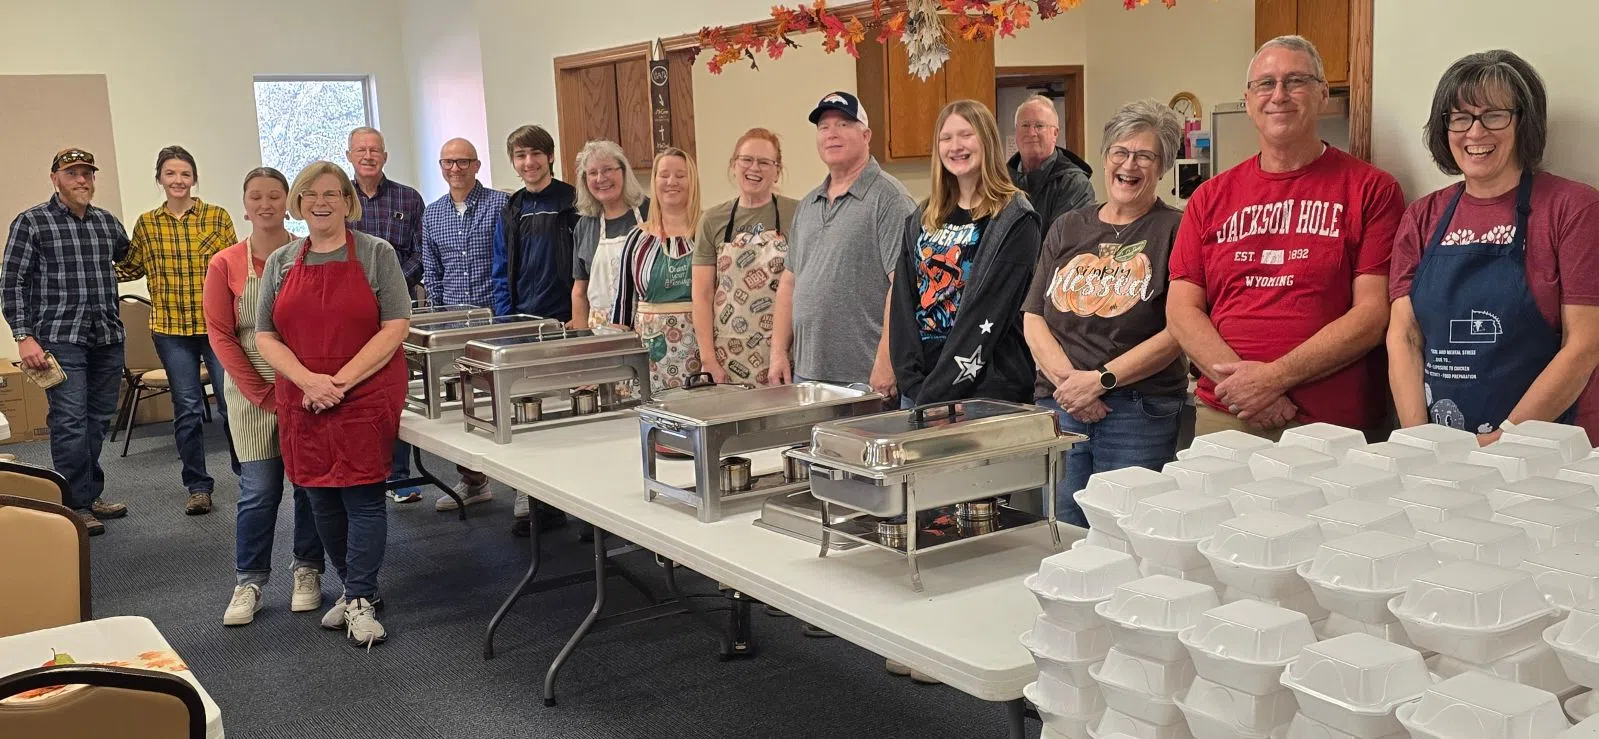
[401,0,493,202]
[1371,0,1599,201]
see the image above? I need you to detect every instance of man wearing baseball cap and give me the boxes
[772,91,914,400]
[2,148,132,535]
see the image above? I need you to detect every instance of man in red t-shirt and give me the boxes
[1168,36,1405,438]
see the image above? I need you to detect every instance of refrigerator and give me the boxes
[1210,92,1352,174]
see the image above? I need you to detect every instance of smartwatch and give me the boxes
[1097,365,1117,391]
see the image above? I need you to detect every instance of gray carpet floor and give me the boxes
[9,417,1039,738]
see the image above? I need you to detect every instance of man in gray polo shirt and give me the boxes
[772,91,915,396]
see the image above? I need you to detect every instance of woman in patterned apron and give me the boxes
[691,129,798,386]
[611,148,703,392]
[204,167,325,628]
[571,139,649,331]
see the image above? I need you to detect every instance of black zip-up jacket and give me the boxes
[1007,146,1095,232]
[889,195,1043,404]
[494,179,578,320]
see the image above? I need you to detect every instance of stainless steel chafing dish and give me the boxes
[409,304,493,326]
[785,399,1083,591]
[403,314,563,418]
[638,380,884,523]
[456,326,652,443]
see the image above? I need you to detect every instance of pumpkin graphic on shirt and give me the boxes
[1049,240,1155,318]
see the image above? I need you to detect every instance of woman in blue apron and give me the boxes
[1388,50,1599,446]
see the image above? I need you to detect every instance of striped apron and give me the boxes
[223,247,281,462]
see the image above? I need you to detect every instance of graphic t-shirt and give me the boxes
[1169,145,1405,428]
[1389,171,1599,442]
[1023,200,1186,399]
[915,207,987,343]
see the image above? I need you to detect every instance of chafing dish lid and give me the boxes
[642,381,880,426]
[408,305,492,326]
[807,399,1061,469]
[406,314,561,347]
[460,330,645,366]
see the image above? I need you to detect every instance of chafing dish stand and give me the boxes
[638,380,884,523]
[457,328,652,443]
[787,399,1082,591]
[404,314,562,419]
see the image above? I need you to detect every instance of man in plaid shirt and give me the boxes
[2,148,130,535]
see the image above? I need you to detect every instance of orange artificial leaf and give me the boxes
[844,16,866,44]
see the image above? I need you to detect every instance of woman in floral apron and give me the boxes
[691,129,799,387]
[571,139,649,331]
[611,148,703,392]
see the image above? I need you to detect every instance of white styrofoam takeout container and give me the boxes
[1026,614,1114,663]
[1095,575,1220,662]
[1025,680,1098,739]
[1022,626,1111,689]
[1500,419,1592,464]
[1387,560,1559,663]
[1427,642,1580,700]
[1269,711,1406,739]
[1122,492,1236,570]
[1317,612,1416,650]
[1035,544,1141,601]
[1137,559,1222,590]
[1178,598,1317,695]
[1521,544,1599,614]
[1077,529,1135,555]
[1416,517,1532,567]
[1279,633,1431,739]
[1299,531,1438,623]
[1162,456,1256,497]
[1305,465,1404,504]
[1466,442,1566,483]
[1224,585,1329,624]
[1078,468,1182,537]
[1385,484,1493,526]
[1184,430,1276,463]
[1394,671,1570,739]
[1200,512,1322,598]
[1485,476,1599,512]
[1402,461,1506,494]
[1090,706,1195,739]
[1279,423,1368,459]
[1545,603,1599,691]
[1493,500,1599,553]
[1557,457,1599,496]
[1179,675,1299,735]
[1343,441,1438,474]
[1089,645,1193,724]
[1226,480,1329,517]
[1249,446,1339,483]
[1387,424,1478,463]
[1304,500,1414,541]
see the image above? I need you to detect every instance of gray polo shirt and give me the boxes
[787,157,915,384]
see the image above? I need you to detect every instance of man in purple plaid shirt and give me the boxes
[347,127,428,503]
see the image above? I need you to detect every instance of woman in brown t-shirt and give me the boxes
[1022,99,1190,528]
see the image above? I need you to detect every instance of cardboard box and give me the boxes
[0,366,31,444]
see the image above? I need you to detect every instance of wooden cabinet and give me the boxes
[855,21,996,162]
[554,50,696,176]
[1254,0,1350,87]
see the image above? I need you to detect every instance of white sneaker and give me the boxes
[321,597,348,630]
[435,482,493,511]
[223,584,262,626]
[513,491,530,517]
[290,567,322,612]
[345,598,387,648]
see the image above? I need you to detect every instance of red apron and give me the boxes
[272,232,407,487]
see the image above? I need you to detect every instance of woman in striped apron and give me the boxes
[204,167,324,627]
[611,148,704,392]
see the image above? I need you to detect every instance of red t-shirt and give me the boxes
[1170,146,1404,428]
[1389,171,1599,442]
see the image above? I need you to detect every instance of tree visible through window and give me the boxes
[253,77,373,235]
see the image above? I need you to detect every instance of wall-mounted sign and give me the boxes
[650,57,672,154]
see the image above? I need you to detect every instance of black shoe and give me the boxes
[765,605,791,618]
[511,517,531,538]
[801,622,834,638]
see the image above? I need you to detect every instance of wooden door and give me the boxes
[612,58,652,172]
[884,39,945,160]
[556,64,620,181]
[1254,0,1299,50]
[944,32,996,113]
[1298,0,1350,86]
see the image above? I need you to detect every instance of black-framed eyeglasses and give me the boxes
[1443,108,1518,132]
[1246,73,1324,96]
[439,158,477,170]
[1108,147,1159,167]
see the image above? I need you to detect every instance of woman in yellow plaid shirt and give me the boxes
[117,145,239,515]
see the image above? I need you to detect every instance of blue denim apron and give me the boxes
[1409,171,1569,433]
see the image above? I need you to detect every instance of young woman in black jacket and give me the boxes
[889,98,1043,407]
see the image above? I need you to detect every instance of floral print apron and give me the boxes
[620,230,700,391]
[710,199,787,387]
[586,207,641,333]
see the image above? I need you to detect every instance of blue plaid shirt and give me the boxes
[3,195,129,346]
[352,175,425,286]
[422,183,508,308]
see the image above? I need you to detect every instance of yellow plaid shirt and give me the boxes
[118,199,237,335]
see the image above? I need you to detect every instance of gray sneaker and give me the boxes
[290,567,322,613]
[321,595,384,629]
[345,598,387,648]
[435,482,493,512]
[223,584,263,626]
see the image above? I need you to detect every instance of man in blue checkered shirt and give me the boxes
[421,137,508,512]
[348,127,424,291]
[2,148,131,535]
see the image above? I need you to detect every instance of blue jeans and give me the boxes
[389,441,411,480]
[1041,391,1184,528]
[236,457,324,586]
[304,482,387,600]
[150,333,234,492]
[39,340,123,512]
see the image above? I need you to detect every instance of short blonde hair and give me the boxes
[288,161,362,222]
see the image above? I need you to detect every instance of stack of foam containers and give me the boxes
[1076,467,1183,555]
[1181,430,1276,463]
[1343,441,1439,475]
[1465,442,1566,485]
[1163,456,1257,498]
[1225,480,1328,518]
[1386,560,1572,709]
[1501,420,1594,463]
[1415,516,1533,567]
[1278,423,1371,461]
[1558,458,1599,497]
[1388,423,1480,463]
[1487,477,1599,513]
[1386,484,1493,528]
[1304,465,1405,505]
[1092,575,1219,739]
[1395,672,1571,738]
[1302,499,1414,541]
[1278,632,1432,738]
[1246,447,1339,485]
[1200,511,1326,626]
[1493,501,1599,553]
[1176,599,1315,738]
[1122,492,1236,587]
[1298,531,1437,648]
[1023,545,1143,739]
[1547,601,1599,723]
[1401,459,1507,495]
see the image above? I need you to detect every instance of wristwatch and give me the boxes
[12,332,29,343]
[1097,365,1118,390]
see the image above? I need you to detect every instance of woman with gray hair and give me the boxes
[570,140,650,330]
[1388,50,1599,445]
[1021,99,1189,527]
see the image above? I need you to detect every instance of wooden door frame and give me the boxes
[1347,0,1374,161]
[995,65,1085,158]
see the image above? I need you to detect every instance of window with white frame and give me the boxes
[253,76,374,235]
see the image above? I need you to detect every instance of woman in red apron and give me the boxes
[255,161,411,647]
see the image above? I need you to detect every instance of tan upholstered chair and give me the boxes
[0,664,205,739]
[112,295,213,456]
[0,494,90,638]
[0,461,69,506]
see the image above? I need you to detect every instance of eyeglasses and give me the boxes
[1108,147,1159,167]
[584,165,622,179]
[1017,122,1056,132]
[439,158,477,170]
[734,155,778,170]
[350,147,385,156]
[1246,73,1324,96]
[1444,108,1518,132]
[300,190,346,204]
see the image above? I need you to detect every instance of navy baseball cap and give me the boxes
[808,91,870,127]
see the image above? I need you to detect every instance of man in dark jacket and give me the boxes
[1007,95,1096,230]
[493,124,578,321]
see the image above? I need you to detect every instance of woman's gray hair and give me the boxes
[573,139,647,217]
[1250,35,1326,83]
[1424,49,1547,176]
[1100,99,1185,175]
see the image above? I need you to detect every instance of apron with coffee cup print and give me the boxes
[711,198,787,386]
